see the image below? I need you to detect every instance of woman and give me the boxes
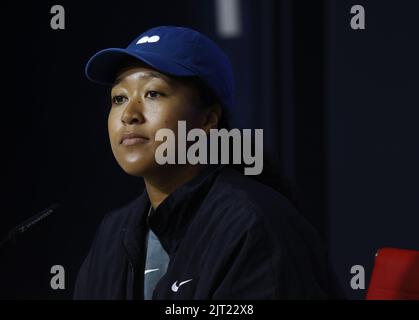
[74,26,342,299]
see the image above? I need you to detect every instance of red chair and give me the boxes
[366,247,419,300]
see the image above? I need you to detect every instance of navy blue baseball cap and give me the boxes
[85,26,234,110]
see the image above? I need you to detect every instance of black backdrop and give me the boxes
[1,0,418,300]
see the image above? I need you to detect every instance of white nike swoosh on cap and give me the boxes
[171,279,193,292]
[144,268,160,275]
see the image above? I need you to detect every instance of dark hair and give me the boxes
[191,78,299,206]
[180,76,230,130]
[185,77,298,206]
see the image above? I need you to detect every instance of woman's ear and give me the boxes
[202,104,222,134]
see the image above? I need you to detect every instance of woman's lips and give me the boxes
[120,132,149,146]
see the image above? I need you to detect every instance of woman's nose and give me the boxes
[121,99,145,125]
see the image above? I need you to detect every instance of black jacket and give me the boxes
[74,165,342,299]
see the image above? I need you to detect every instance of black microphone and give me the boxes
[0,203,61,249]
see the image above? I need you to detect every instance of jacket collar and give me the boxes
[146,164,224,254]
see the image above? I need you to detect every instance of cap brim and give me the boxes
[85,48,197,85]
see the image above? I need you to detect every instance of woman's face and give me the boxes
[108,65,204,177]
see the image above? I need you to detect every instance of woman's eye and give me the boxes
[112,95,127,105]
[146,91,163,99]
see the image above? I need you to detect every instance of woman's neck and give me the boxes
[144,164,206,209]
